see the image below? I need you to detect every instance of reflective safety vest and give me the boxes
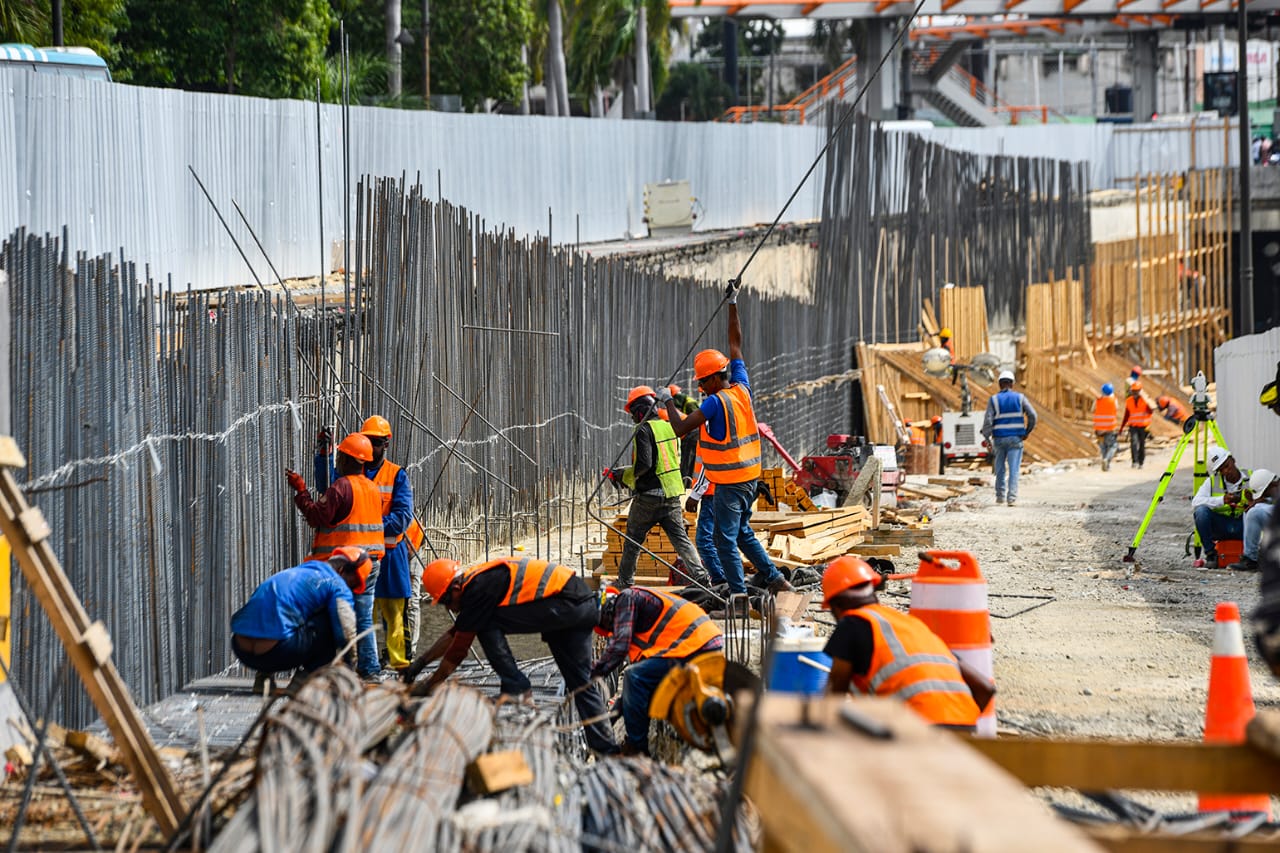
[991,390,1028,439]
[459,557,573,607]
[370,459,426,553]
[907,424,928,446]
[622,419,684,498]
[628,588,722,662]
[1210,469,1253,518]
[1093,395,1118,433]
[1163,400,1188,424]
[1124,395,1153,428]
[698,384,762,485]
[692,453,716,498]
[846,603,980,728]
[308,474,385,561]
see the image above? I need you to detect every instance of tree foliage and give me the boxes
[42,0,127,64]
[567,0,670,104]
[430,0,533,110]
[655,60,729,121]
[0,0,45,44]
[695,17,783,60]
[116,0,332,98]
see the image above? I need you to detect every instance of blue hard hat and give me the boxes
[1102,383,1114,395]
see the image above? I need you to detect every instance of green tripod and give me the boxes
[1123,411,1227,562]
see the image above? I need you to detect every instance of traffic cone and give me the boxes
[1198,602,1272,816]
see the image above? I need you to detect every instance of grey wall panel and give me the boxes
[1215,325,1280,476]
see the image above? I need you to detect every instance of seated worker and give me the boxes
[1156,395,1189,427]
[403,557,617,755]
[821,556,988,731]
[591,586,723,756]
[230,547,372,692]
[1193,446,1253,570]
[1229,469,1277,573]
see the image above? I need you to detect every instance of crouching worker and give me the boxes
[591,586,723,756]
[230,546,372,692]
[822,556,991,732]
[403,556,618,755]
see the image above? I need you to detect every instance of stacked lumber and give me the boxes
[898,476,975,501]
[757,467,819,512]
[764,507,870,564]
[938,286,991,362]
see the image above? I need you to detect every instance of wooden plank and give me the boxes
[467,750,534,794]
[745,695,1100,853]
[1087,826,1280,852]
[848,544,902,557]
[968,737,1280,794]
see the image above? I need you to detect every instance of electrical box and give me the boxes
[642,180,696,237]
[1204,72,1238,117]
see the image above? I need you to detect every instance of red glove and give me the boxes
[286,469,307,494]
[602,468,617,483]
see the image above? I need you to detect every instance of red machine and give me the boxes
[759,425,888,507]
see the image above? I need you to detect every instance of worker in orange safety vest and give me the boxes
[821,556,990,731]
[1120,382,1155,469]
[1156,395,1189,427]
[1093,383,1119,471]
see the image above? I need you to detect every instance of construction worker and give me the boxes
[685,451,726,587]
[603,386,707,589]
[981,369,1036,507]
[1120,382,1154,469]
[1093,383,1119,472]
[660,285,793,596]
[929,415,943,445]
[1156,395,1189,427]
[821,557,984,731]
[1125,364,1143,391]
[287,432,385,681]
[230,546,372,691]
[938,327,954,358]
[1262,360,1280,417]
[592,586,723,756]
[404,557,618,755]
[669,384,700,482]
[904,421,929,446]
[1192,446,1253,570]
[1250,365,1280,675]
[1228,469,1277,573]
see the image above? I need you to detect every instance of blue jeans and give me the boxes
[696,496,725,584]
[991,436,1024,502]
[1194,504,1245,553]
[232,613,336,674]
[354,559,381,676]
[622,656,681,749]
[712,480,782,594]
[1245,503,1275,560]
[1096,431,1117,465]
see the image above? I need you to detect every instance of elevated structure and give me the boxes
[671,0,1277,17]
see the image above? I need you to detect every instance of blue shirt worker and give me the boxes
[661,284,794,597]
[230,547,371,691]
[981,370,1037,507]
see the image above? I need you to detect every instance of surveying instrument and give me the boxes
[1123,371,1228,562]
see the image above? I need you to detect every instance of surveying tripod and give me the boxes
[1123,371,1226,562]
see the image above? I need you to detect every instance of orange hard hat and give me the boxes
[360,415,392,438]
[1132,365,1143,375]
[821,556,880,608]
[624,385,657,413]
[1157,395,1170,408]
[595,586,621,636]
[337,432,374,462]
[1130,381,1143,392]
[668,384,682,396]
[330,546,372,594]
[422,558,461,605]
[693,349,730,380]
[931,415,942,425]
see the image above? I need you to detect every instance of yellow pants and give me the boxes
[373,598,408,670]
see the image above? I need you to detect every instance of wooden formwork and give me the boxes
[938,285,992,362]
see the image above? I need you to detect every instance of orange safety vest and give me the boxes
[308,474,385,561]
[1163,400,1188,423]
[698,384,762,485]
[1093,395,1118,432]
[1124,395,1153,429]
[459,557,573,607]
[628,588,723,662]
[846,603,979,728]
[370,460,426,553]
[907,424,928,446]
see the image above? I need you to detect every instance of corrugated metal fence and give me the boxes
[1215,325,1280,475]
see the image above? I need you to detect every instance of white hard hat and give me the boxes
[1250,468,1277,494]
[998,370,1015,383]
[1207,445,1232,474]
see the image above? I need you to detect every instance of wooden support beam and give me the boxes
[1088,826,1280,852]
[968,736,1280,794]
[745,695,1100,853]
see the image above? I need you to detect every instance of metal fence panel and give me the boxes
[1215,326,1280,475]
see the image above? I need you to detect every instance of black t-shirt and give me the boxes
[823,614,874,676]
[453,566,593,634]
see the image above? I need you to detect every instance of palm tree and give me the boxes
[0,0,47,43]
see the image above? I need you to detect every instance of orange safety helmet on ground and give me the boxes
[821,556,881,608]
[625,385,657,413]
[422,558,461,604]
[694,349,730,380]
[360,415,392,437]
[337,432,374,462]
[330,546,373,593]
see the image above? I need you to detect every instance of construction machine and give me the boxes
[758,424,890,509]
[648,651,759,762]
[921,348,1001,470]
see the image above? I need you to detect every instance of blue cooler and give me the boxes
[768,637,831,694]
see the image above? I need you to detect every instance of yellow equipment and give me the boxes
[648,651,758,762]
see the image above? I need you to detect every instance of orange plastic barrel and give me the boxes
[908,550,996,737]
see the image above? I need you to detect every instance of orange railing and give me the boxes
[719,55,858,124]
[911,46,1063,125]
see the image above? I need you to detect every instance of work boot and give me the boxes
[619,741,650,758]
[1229,557,1260,572]
[768,576,795,594]
[1006,498,1017,507]
[1102,459,1110,472]
[1195,551,1219,570]
[252,671,276,695]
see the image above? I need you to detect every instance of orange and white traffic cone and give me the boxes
[1199,602,1272,816]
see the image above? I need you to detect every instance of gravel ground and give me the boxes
[914,443,1280,741]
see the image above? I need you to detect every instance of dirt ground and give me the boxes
[916,443,1280,742]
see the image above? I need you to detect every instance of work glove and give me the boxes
[286,469,307,494]
[602,467,619,483]
[315,427,333,457]
[654,386,673,404]
[402,657,425,684]
[684,496,699,514]
[725,280,740,305]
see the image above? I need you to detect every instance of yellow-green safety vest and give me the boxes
[1210,469,1252,517]
[622,418,685,499]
